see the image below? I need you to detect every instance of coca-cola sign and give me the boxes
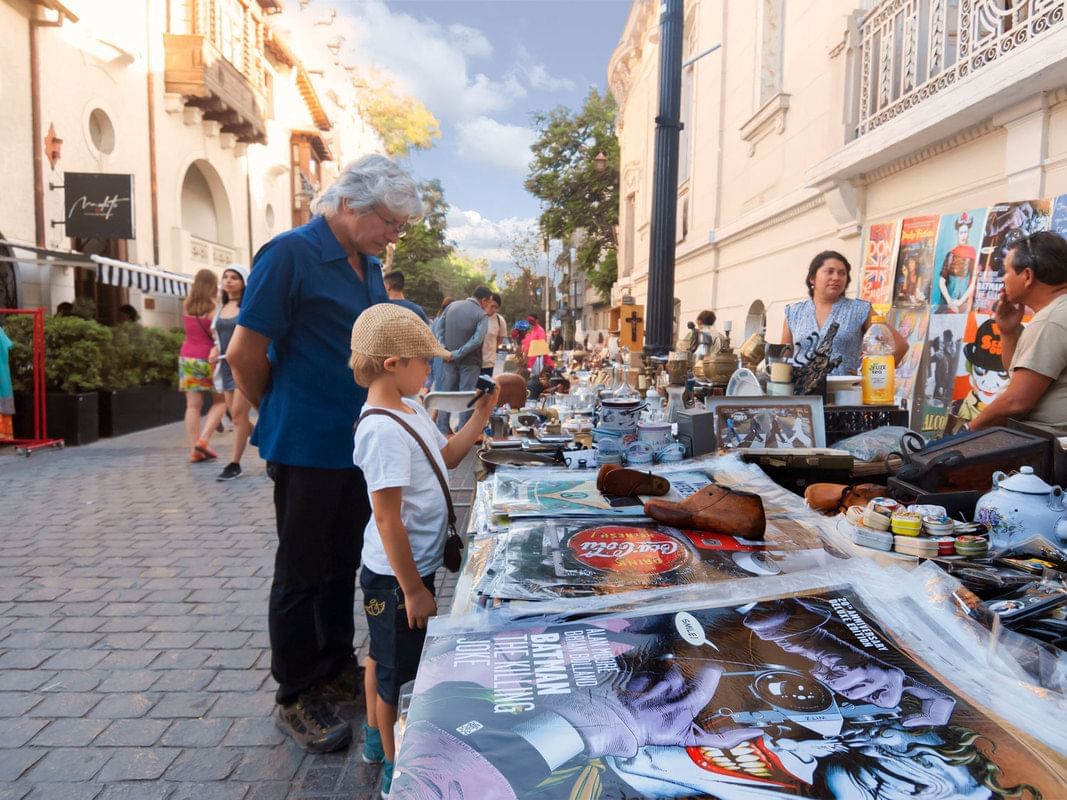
[64,172,135,239]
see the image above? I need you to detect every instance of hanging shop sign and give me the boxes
[63,172,135,239]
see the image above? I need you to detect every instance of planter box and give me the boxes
[100,386,185,437]
[13,391,99,446]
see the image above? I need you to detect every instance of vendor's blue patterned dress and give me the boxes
[785,297,872,375]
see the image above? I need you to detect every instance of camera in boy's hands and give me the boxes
[466,374,498,408]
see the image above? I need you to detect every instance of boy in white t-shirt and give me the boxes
[349,303,496,798]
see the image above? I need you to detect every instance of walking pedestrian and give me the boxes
[434,286,494,434]
[480,292,506,377]
[179,268,225,463]
[226,154,422,753]
[208,264,254,481]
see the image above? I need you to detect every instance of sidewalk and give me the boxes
[0,421,470,800]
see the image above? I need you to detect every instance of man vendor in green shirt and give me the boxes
[970,231,1067,436]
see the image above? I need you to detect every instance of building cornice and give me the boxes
[859,121,997,184]
[608,0,655,113]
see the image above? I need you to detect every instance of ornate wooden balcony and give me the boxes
[164,33,268,144]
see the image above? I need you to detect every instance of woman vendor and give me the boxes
[781,250,908,375]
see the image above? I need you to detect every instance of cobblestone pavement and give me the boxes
[0,422,468,799]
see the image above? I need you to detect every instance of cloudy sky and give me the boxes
[306,0,631,274]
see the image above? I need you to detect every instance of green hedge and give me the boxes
[6,315,183,394]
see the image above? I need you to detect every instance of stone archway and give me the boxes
[180,159,234,246]
[745,299,767,341]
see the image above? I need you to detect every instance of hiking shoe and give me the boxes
[217,462,242,481]
[380,760,394,798]
[361,723,385,764]
[319,661,363,705]
[274,694,352,753]
[194,439,218,460]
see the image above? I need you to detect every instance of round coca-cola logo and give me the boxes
[567,526,689,575]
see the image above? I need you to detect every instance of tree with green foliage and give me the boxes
[525,88,619,302]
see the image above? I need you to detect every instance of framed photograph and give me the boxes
[706,396,826,449]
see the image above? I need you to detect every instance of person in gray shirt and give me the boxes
[435,286,496,433]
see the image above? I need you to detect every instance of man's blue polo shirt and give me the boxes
[239,215,387,469]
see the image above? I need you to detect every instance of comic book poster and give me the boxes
[857,221,897,310]
[474,521,826,603]
[974,199,1052,313]
[914,314,967,437]
[491,469,712,518]
[393,590,1066,799]
[929,208,987,314]
[887,306,929,410]
[945,312,1011,434]
[1052,194,1067,237]
[891,215,939,306]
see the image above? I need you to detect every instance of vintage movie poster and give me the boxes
[473,521,825,603]
[1051,193,1067,237]
[974,199,1052,313]
[857,221,897,310]
[891,215,939,307]
[945,312,1010,434]
[929,208,987,313]
[914,314,968,437]
[887,306,929,410]
[393,591,1066,799]
[491,469,712,518]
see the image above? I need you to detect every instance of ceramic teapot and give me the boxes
[974,466,1067,548]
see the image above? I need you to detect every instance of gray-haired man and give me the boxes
[228,154,422,752]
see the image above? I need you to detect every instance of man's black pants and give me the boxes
[268,463,370,705]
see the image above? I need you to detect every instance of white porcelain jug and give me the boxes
[974,467,1067,549]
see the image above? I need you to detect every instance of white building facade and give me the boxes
[1,0,381,326]
[609,0,1067,342]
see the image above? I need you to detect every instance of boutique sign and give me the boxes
[63,172,135,239]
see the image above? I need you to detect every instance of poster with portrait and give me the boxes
[1052,193,1067,237]
[393,590,1067,799]
[944,312,1011,434]
[974,199,1052,313]
[929,208,987,313]
[915,314,968,436]
[887,306,929,410]
[891,215,939,307]
[857,221,898,310]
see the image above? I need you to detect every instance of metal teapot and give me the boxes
[974,467,1067,548]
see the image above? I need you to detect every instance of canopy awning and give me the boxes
[91,255,192,298]
[0,240,193,298]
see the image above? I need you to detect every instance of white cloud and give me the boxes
[510,45,576,93]
[455,117,536,175]
[447,207,538,273]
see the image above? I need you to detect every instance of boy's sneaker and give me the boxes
[274,692,352,753]
[380,760,394,799]
[319,661,363,705]
[217,462,242,481]
[361,723,385,764]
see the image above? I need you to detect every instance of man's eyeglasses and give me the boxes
[372,207,408,238]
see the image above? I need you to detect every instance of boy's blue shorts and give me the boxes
[360,567,436,705]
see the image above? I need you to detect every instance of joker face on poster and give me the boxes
[392,592,1063,799]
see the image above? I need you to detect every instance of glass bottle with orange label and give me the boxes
[861,316,895,404]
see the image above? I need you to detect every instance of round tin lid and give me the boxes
[996,466,1055,495]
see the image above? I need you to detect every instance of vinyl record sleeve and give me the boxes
[393,586,1066,799]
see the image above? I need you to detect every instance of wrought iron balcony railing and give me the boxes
[857,0,1065,136]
